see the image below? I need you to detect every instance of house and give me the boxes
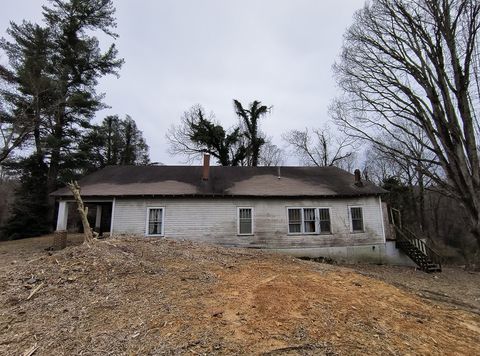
[51,155,413,265]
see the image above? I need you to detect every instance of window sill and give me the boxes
[350,231,365,234]
[145,234,164,237]
[238,233,254,236]
[288,232,333,236]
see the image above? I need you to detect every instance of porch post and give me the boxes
[95,205,102,230]
[53,201,69,250]
[56,201,69,231]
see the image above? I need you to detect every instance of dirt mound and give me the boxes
[0,236,479,355]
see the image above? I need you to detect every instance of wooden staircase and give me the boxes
[394,226,442,273]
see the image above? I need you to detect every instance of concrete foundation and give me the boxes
[383,241,416,266]
[269,241,416,266]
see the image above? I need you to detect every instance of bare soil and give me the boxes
[350,264,480,315]
[1,235,479,355]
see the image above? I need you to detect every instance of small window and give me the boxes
[288,208,302,233]
[238,207,253,235]
[319,208,331,233]
[350,207,364,232]
[147,207,164,236]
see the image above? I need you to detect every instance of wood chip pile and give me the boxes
[0,236,479,355]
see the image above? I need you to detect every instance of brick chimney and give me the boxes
[202,154,210,181]
[354,169,363,187]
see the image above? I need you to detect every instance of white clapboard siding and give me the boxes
[113,196,385,248]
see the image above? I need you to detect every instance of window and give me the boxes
[238,207,253,235]
[303,208,316,233]
[146,207,164,236]
[287,207,332,235]
[288,208,302,233]
[318,208,331,233]
[350,207,364,232]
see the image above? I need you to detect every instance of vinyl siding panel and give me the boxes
[113,196,385,249]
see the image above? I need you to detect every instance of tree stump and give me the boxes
[52,230,67,250]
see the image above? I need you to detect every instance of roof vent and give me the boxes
[354,169,363,187]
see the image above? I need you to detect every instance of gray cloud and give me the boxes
[1,0,366,164]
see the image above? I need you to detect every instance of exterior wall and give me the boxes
[112,196,386,250]
[384,241,417,266]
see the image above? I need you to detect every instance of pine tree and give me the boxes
[1,155,50,240]
[233,100,270,167]
[41,0,124,192]
[74,115,150,175]
[0,0,124,235]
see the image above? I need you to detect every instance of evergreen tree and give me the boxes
[1,154,50,240]
[120,115,150,165]
[75,115,150,174]
[0,0,124,235]
[0,21,53,162]
[233,100,270,167]
[41,0,124,192]
[167,105,247,166]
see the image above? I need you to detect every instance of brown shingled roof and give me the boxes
[51,165,387,198]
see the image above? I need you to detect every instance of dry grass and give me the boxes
[0,235,479,355]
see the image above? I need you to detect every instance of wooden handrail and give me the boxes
[394,226,443,267]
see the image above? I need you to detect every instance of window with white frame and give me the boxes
[303,208,316,233]
[288,208,303,233]
[287,207,332,234]
[146,207,164,236]
[318,208,331,234]
[238,207,253,235]
[287,207,332,235]
[350,206,364,232]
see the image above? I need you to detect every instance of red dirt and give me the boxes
[0,235,479,355]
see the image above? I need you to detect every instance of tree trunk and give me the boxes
[470,211,480,251]
[67,181,94,245]
[417,168,427,236]
[46,106,65,230]
[47,120,63,193]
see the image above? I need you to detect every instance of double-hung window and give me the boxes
[287,207,332,234]
[146,207,164,236]
[318,208,331,234]
[303,208,316,233]
[350,206,364,232]
[238,207,253,235]
[288,208,303,233]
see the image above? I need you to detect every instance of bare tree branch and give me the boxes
[332,0,480,247]
[282,124,357,170]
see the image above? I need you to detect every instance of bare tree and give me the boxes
[282,125,356,168]
[364,126,439,233]
[259,140,285,166]
[332,0,480,249]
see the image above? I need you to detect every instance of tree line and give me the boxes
[0,0,149,239]
[332,0,480,263]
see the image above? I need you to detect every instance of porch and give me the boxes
[55,199,114,236]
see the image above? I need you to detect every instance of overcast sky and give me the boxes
[1,0,366,165]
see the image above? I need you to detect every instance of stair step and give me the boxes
[395,227,442,273]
